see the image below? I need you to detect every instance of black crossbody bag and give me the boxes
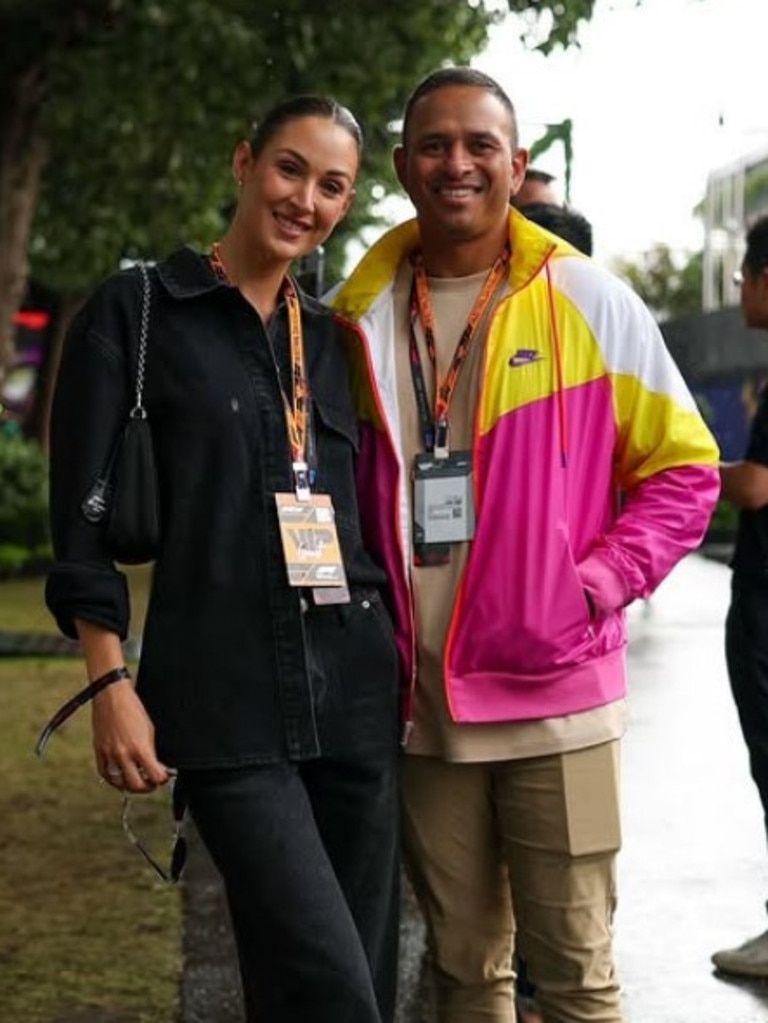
[80,262,161,563]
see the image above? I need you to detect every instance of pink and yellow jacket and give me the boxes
[332,210,720,726]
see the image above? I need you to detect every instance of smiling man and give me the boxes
[333,67,720,1023]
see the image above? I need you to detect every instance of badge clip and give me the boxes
[293,460,311,502]
[433,420,449,460]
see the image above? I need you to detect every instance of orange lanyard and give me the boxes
[210,243,310,495]
[280,278,310,472]
[409,245,509,455]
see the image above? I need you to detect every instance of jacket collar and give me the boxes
[154,245,327,324]
[155,245,224,299]
[333,208,561,322]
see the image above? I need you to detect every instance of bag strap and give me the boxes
[130,262,151,419]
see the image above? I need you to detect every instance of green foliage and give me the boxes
[0,428,49,549]
[707,498,739,541]
[24,0,500,292]
[505,0,599,52]
[613,244,703,322]
[530,118,572,198]
[745,165,768,219]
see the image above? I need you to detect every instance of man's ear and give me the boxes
[509,147,529,200]
[393,145,408,192]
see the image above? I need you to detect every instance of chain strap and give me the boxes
[130,262,151,420]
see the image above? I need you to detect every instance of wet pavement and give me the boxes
[182,552,768,1022]
[617,552,768,1022]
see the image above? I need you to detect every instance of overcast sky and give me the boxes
[357,0,768,269]
[469,0,766,264]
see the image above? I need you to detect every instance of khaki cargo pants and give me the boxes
[401,741,624,1023]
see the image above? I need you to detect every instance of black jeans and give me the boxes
[183,593,401,1023]
[725,576,768,848]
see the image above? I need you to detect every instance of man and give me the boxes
[712,213,768,979]
[512,166,560,207]
[333,67,720,1022]
[518,202,593,257]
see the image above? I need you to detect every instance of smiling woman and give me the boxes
[42,95,402,1023]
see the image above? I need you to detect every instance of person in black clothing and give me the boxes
[45,95,401,1023]
[713,213,768,979]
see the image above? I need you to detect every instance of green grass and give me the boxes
[0,565,153,636]
[0,566,181,1022]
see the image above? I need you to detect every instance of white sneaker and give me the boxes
[712,929,768,978]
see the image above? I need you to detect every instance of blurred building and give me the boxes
[703,143,768,310]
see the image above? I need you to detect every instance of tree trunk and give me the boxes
[30,290,85,449]
[0,63,48,388]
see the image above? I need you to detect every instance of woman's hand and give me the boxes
[92,679,172,793]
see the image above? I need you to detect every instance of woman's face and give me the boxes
[234,115,358,266]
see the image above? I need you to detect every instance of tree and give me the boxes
[0,0,649,401]
[613,244,704,322]
[507,0,600,52]
[1,1,504,390]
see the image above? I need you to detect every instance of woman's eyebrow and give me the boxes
[276,147,354,182]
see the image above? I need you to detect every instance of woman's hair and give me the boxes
[250,96,363,158]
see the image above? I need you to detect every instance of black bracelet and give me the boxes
[35,665,132,758]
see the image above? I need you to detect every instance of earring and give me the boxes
[237,178,243,188]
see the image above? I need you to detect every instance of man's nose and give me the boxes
[443,143,473,175]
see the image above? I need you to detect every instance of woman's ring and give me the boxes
[105,767,122,778]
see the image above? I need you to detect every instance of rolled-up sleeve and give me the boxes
[45,284,134,639]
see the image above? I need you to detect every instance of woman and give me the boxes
[44,96,400,1023]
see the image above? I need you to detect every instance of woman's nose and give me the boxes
[292,181,315,211]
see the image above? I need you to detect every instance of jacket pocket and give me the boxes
[458,531,597,676]
[310,393,362,542]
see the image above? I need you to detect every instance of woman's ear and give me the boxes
[338,188,356,223]
[231,141,252,188]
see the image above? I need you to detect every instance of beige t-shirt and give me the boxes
[392,261,626,762]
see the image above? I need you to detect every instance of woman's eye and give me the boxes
[278,161,300,176]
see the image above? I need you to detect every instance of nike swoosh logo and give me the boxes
[509,349,544,367]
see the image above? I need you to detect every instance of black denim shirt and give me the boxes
[46,246,387,768]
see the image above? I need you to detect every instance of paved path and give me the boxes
[180,552,768,1022]
[617,553,768,1022]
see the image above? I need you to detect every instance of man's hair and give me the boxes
[524,168,555,185]
[250,95,363,159]
[744,214,768,275]
[519,202,594,257]
[401,66,518,148]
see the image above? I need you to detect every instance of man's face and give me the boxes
[739,260,768,329]
[394,85,527,246]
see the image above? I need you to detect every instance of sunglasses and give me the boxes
[121,775,188,885]
[35,672,187,885]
